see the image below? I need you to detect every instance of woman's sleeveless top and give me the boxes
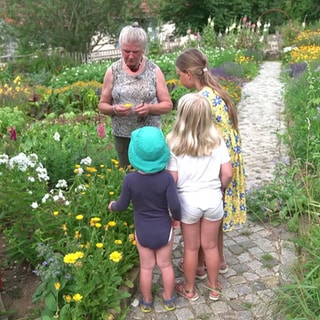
[111,59,161,137]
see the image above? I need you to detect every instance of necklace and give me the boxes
[126,58,143,72]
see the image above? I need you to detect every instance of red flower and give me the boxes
[8,127,17,141]
[97,124,106,138]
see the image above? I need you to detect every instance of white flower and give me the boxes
[56,179,68,189]
[36,165,50,181]
[283,46,292,53]
[76,167,84,175]
[80,156,92,166]
[28,154,38,167]
[65,200,71,206]
[31,202,39,209]
[8,153,30,171]
[75,184,86,192]
[229,22,236,31]
[53,132,60,141]
[28,176,35,182]
[42,193,50,203]
[0,154,9,165]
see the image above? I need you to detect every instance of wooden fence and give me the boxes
[0,48,122,64]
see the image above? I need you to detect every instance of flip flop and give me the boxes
[219,264,229,274]
[205,284,222,301]
[175,282,199,301]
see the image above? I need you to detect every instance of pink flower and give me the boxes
[97,124,106,138]
[242,16,247,23]
[8,127,17,141]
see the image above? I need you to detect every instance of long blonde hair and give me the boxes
[167,93,221,157]
[176,48,238,131]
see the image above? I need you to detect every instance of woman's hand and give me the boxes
[133,102,149,117]
[113,104,134,117]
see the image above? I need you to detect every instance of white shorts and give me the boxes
[179,190,223,224]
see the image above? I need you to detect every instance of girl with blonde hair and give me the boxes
[175,48,246,278]
[167,93,233,301]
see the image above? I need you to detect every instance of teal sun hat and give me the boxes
[128,126,170,174]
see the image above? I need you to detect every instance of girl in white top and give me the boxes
[166,93,233,301]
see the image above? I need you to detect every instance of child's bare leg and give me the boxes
[136,237,155,302]
[198,246,205,268]
[218,223,226,267]
[181,221,201,291]
[201,219,222,289]
[156,236,175,300]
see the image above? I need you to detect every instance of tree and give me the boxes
[158,0,318,36]
[0,0,146,55]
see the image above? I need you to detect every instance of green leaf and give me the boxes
[45,292,57,312]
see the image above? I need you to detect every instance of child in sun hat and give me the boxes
[108,126,181,313]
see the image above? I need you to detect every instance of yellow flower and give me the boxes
[61,224,68,231]
[96,243,103,248]
[73,293,83,302]
[86,166,97,173]
[132,240,136,246]
[53,211,59,216]
[111,159,119,166]
[54,282,61,290]
[75,164,81,168]
[108,221,116,227]
[100,164,105,168]
[129,233,135,242]
[65,295,72,303]
[63,251,84,264]
[109,191,114,195]
[124,103,132,108]
[123,221,128,226]
[95,223,102,228]
[76,214,84,220]
[74,231,81,239]
[107,168,112,172]
[114,239,122,245]
[109,251,123,263]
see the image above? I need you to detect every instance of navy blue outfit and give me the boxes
[111,170,181,249]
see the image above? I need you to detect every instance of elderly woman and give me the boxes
[98,22,173,167]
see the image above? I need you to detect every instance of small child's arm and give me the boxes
[108,201,116,212]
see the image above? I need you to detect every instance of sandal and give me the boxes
[140,299,152,313]
[207,285,221,301]
[177,259,207,280]
[219,264,229,274]
[175,282,199,301]
[163,295,177,311]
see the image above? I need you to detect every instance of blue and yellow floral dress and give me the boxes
[200,86,246,231]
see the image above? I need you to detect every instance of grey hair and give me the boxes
[118,22,148,53]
